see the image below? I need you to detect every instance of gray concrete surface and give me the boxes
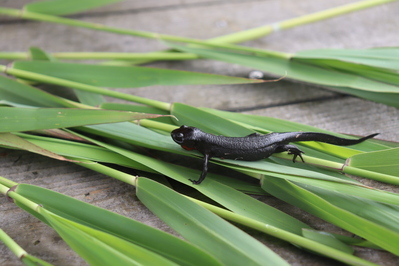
[1,0,399,265]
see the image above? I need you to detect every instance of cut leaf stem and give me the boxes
[0,228,27,261]
[343,166,399,185]
[0,176,18,188]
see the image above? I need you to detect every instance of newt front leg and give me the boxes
[189,153,210,185]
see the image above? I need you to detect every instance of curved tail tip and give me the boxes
[365,133,379,140]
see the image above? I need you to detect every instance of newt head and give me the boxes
[171,125,199,151]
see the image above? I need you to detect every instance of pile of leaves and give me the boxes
[0,0,399,265]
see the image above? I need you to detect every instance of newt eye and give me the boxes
[173,132,185,144]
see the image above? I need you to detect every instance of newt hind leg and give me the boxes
[274,144,305,163]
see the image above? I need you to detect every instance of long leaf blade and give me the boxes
[167,42,399,107]
[13,61,263,88]
[347,147,399,176]
[0,107,169,132]
[14,184,219,266]
[24,0,123,16]
[0,132,77,162]
[38,209,177,266]
[0,75,71,108]
[136,177,289,266]
[294,48,399,70]
[261,177,399,255]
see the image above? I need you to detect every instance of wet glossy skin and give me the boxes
[171,125,378,185]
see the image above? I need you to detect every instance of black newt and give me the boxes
[171,125,378,185]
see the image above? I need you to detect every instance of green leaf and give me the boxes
[24,0,123,16]
[29,47,56,61]
[294,58,399,87]
[13,61,262,88]
[101,102,169,115]
[0,132,78,162]
[303,184,399,233]
[225,159,399,206]
[73,90,105,107]
[83,122,179,153]
[21,254,54,266]
[167,43,399,107]
[191,197,377,266]
[329,234,380,249]
[0,107,170,132]
[14,133,154,172]
[168,43,399,93]
[136,177,289,266]
[261,177,399,255]
[0,75,71,108]
[347,147,399,177]
[302,229,354,254]
[100,102,174,125]
[294,48,399,70]
[27,47,106,106]
[171,102,253,136]
[329,84,399,107]
[14,184,219,265]
[38,209,177,266]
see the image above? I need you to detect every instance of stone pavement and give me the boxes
[1,0,399,265]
